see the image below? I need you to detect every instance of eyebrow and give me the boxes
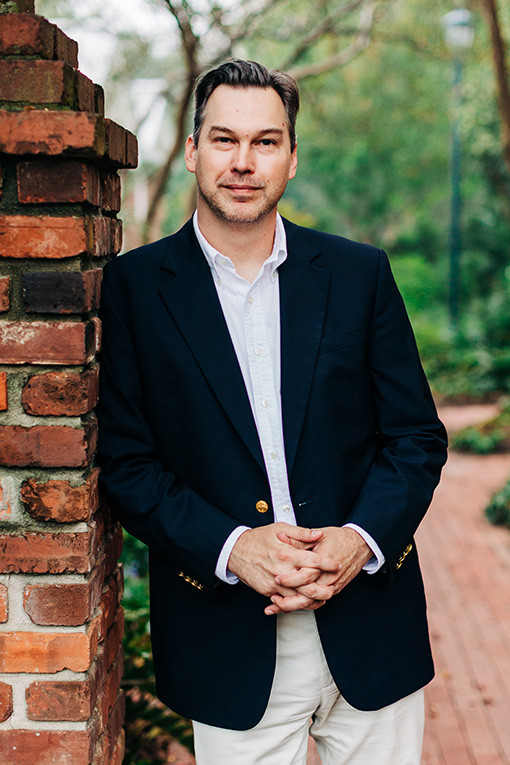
[208,126,284,138]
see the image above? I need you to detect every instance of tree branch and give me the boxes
[288,2,375,81]
[479,0,510,173]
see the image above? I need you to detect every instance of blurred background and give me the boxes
[37,1,510,761]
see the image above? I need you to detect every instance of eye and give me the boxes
[214,136,234,144]
[259,138,277,146]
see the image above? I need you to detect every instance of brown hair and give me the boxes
[193,59,299,152]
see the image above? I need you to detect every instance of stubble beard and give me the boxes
[196,180,281,226]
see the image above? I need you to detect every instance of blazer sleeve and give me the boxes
[344,249,448,571]
[96,261,240,588]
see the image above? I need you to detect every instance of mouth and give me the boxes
[222,184,263,192]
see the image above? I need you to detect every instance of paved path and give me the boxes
[308,405,510,764]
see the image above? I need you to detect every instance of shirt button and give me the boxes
[254,347,262,356]
[270,451,278,460]
[282,504,291,513]
[262,399,270,407]
[248,297,254,305]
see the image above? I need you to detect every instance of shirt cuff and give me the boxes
[343,523,386,574]
[215,526,252,584]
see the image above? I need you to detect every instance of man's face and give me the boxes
[185,85,297,225]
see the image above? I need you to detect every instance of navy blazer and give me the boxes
[97,217,447,729]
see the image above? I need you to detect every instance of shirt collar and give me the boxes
[192,211,288,279]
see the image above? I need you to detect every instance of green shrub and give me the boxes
[450,402,510,454]
[486,479,510,528]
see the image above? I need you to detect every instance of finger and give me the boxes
[269,592,319,613]
[275,566,322,588]
[276,532,317,550]
[295,581,335,600]
[280,526,323,543]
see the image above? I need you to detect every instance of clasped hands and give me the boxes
[227,522,372,615]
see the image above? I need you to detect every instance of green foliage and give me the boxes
[486,479,510,529]
[121,532,194,761]
[450,402,510,455]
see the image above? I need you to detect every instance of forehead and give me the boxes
[202,85,288,132]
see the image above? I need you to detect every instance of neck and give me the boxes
[196,205,277,282]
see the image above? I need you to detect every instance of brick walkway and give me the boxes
[308,405,510,764]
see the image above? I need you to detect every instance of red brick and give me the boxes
[0,476,16,522]
[0,728,95,765]
[0,60,74,106]
[27,677,94,722]
[0,682,12,723]
[22,368,99,416]
[94,84,105,117]
[0,215,88,259]
[105,118,138,169]
[0,110,106,159]
[0,321,95,364]
[101,172,121,213]
[92,216,122,256]
[109,729,125,765]
[98,576,123,643]
[0,583,7,622]
[0,371,7,411]
[0,619,99,673]
[22,270,102,314]
[24,577,102,626]
[0,276,10,311]
[0,423,96,467]
[54,25,79,68]
[76,70,95,112]
[21,469,99,523]
[0,14,53,59]
[17,160,100,205]
[0,528,96,574]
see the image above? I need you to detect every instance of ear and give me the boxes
[184,134,197,173]
[288,142,297,180]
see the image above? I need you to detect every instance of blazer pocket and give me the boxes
[318,325,367,355]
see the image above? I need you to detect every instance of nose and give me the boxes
[231,142,255,174]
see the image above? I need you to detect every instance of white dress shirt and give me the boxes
[192,212,384,584]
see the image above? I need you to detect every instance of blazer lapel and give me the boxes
[280,220,330,476]
[158,221,265,472]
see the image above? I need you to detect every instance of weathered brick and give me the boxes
[101,172,121,213]
[105,118,138,169]
[94,83,105,117]
[76,69,95,112]
[22,367,99,416]
[21,468,99,522]
[17,160,100,205]
[2,0,34,13]
[0,476,16,522]
[0,276,10,311]
[0,682,12,723]
[0,370,7,410]
[92,216,123,256]
[0,321,96,364]
[109,729,125,765]
[0,528,96,574]
[97,575,123,643]
[0,60,70,106]
[0,13,53,59]
[0,729,95,765]
[0,583,7,622]
[0,110,106,159]
[0,422,96,467]
[24,576,102,626]
[54,25,79,68]
[0,618,99,673]
[0,215,88,259]
[22,270,102,314]
[0,111,137,169]
[27,677,94,721]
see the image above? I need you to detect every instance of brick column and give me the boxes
[0,2,137,763]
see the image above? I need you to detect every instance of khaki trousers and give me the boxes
[193,610,424,764]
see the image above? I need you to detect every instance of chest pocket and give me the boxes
[318,325,367,355]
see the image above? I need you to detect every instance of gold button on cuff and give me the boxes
[396,543,413,570]
[256,500,269,513]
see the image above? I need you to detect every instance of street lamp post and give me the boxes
[441,8,474,333]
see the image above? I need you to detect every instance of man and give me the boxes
[97,60,447,764]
